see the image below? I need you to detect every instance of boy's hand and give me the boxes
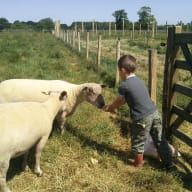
[102,105,109,112]
[102,105,113,112]
[102,96,125,113]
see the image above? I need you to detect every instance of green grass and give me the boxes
[0,31,192,192]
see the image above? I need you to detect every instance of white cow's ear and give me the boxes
[42,91,54,95]
[100,84,106,88]
[82,87,94,94]
[88,87,94,93]
[82,87,88,92]
[42,91,50,95]
[82,86,90,92]
[59,91,67,100]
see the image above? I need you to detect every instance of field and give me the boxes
[0,31,192,192]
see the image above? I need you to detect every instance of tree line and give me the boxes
[0,18,54,32]
[0,6,192,32]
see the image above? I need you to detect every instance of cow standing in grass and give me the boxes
[0,79,106,133]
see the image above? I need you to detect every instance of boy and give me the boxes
[103,54,173,170]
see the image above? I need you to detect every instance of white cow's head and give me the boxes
[82,83,106,109]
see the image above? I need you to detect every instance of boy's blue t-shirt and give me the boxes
[118,75,156,121]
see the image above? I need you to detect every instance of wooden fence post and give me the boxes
[54,20,60,38]
[152,23,155,39]
[115,39,121,86]
[69,31,71,45]
[109,22,111,36]
[72,30,75,48]
[97,35,102,70]
[75,23,77,36]
[155,22,158,37]
[69,30,72,44]
[144,31,147,42]
[81,22,84,32]
[95,23,98,34]
[77,31,81,52]
[130,31,133,40]
[147,31,150,47]
[148,49,157,104]
[86,32,89,59]
[123,19,125,35]
[66,30,69,43]
[92,21,95,33]
[147,23,150,33]
[63,30,66,42]
[139,24,141,36]
[132,22,135,40]
[59,30,62,40]
[166,21,168,37]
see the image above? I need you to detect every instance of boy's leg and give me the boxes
[150,111,173,168]
[131,117,152,167]
[133,153,143,168]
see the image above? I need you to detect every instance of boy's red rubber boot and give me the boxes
[133,153,143,168]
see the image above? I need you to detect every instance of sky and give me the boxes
[0,0,192,26]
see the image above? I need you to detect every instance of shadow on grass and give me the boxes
[180,152,192,166]
[7,156,24,181]
[109,114,132,138]
[7,147,36,181]
[175,153,192,191]
[65,121,133,165]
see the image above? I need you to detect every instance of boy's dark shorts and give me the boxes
[131,110,162,153]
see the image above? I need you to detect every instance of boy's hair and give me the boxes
[118,54,137,73]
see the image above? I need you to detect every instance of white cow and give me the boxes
[0,91,67,192]
[0,79,106,133]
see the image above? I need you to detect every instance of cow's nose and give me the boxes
[97,95,105,108]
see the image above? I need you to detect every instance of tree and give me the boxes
[11,20,29,29]
[26,21,37,29]
[0,18,10,30]
[36,18,54,32]
[112,9,129,30]
[186,21,192,31]
[137,6,156,29]
[60,24,69,30]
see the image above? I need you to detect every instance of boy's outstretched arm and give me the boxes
[103,95,126,112]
